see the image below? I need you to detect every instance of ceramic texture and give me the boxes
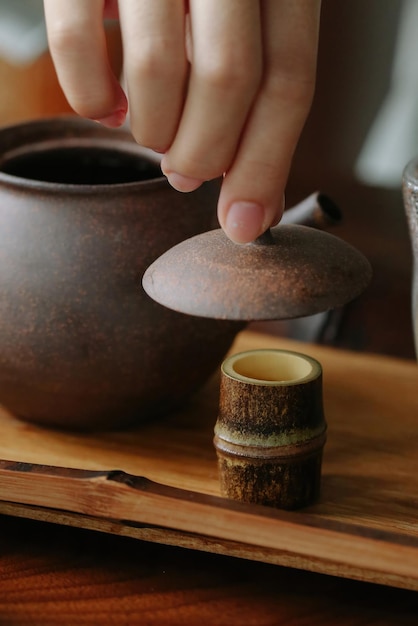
[143,224,373,321]
[214,349,327,510]
[0,117,240,430]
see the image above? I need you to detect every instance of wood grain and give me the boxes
[1,513,417,626]
[0,330,417,591]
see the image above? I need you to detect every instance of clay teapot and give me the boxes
[0,116,242,430]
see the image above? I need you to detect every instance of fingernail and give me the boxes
[95,109,127,128]
[164,171,203,192]
[225,201,266,243]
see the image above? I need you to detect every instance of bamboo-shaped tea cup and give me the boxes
[214,349,327,510]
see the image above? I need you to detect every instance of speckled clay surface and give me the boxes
[0,117,240,430]
[143,224,373,321]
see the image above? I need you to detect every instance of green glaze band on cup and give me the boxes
[214,349,327,510]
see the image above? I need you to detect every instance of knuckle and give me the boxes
[197,54,261,94]
[266,70,316,109]
[264,50,318,108]
[129,38,185,83]
[47,19,91,55]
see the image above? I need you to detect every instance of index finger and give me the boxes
[218,0,321,243]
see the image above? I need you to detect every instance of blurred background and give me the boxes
[0,0,123,124]
[0,0,415,358]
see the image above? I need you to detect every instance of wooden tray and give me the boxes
[0,330,417,591]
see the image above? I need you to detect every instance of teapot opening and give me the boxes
[0,145,163,186]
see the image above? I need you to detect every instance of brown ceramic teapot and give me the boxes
[0,117,241,430]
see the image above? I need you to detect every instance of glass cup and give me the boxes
[402,157,418,358]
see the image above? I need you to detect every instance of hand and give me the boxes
[43,0,321,243]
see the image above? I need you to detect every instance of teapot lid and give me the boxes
[142,223,372,321]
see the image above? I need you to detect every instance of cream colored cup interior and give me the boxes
[223,349,318,384]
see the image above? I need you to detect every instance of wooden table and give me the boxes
[0,328,417,625]
[0,513,417,626]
